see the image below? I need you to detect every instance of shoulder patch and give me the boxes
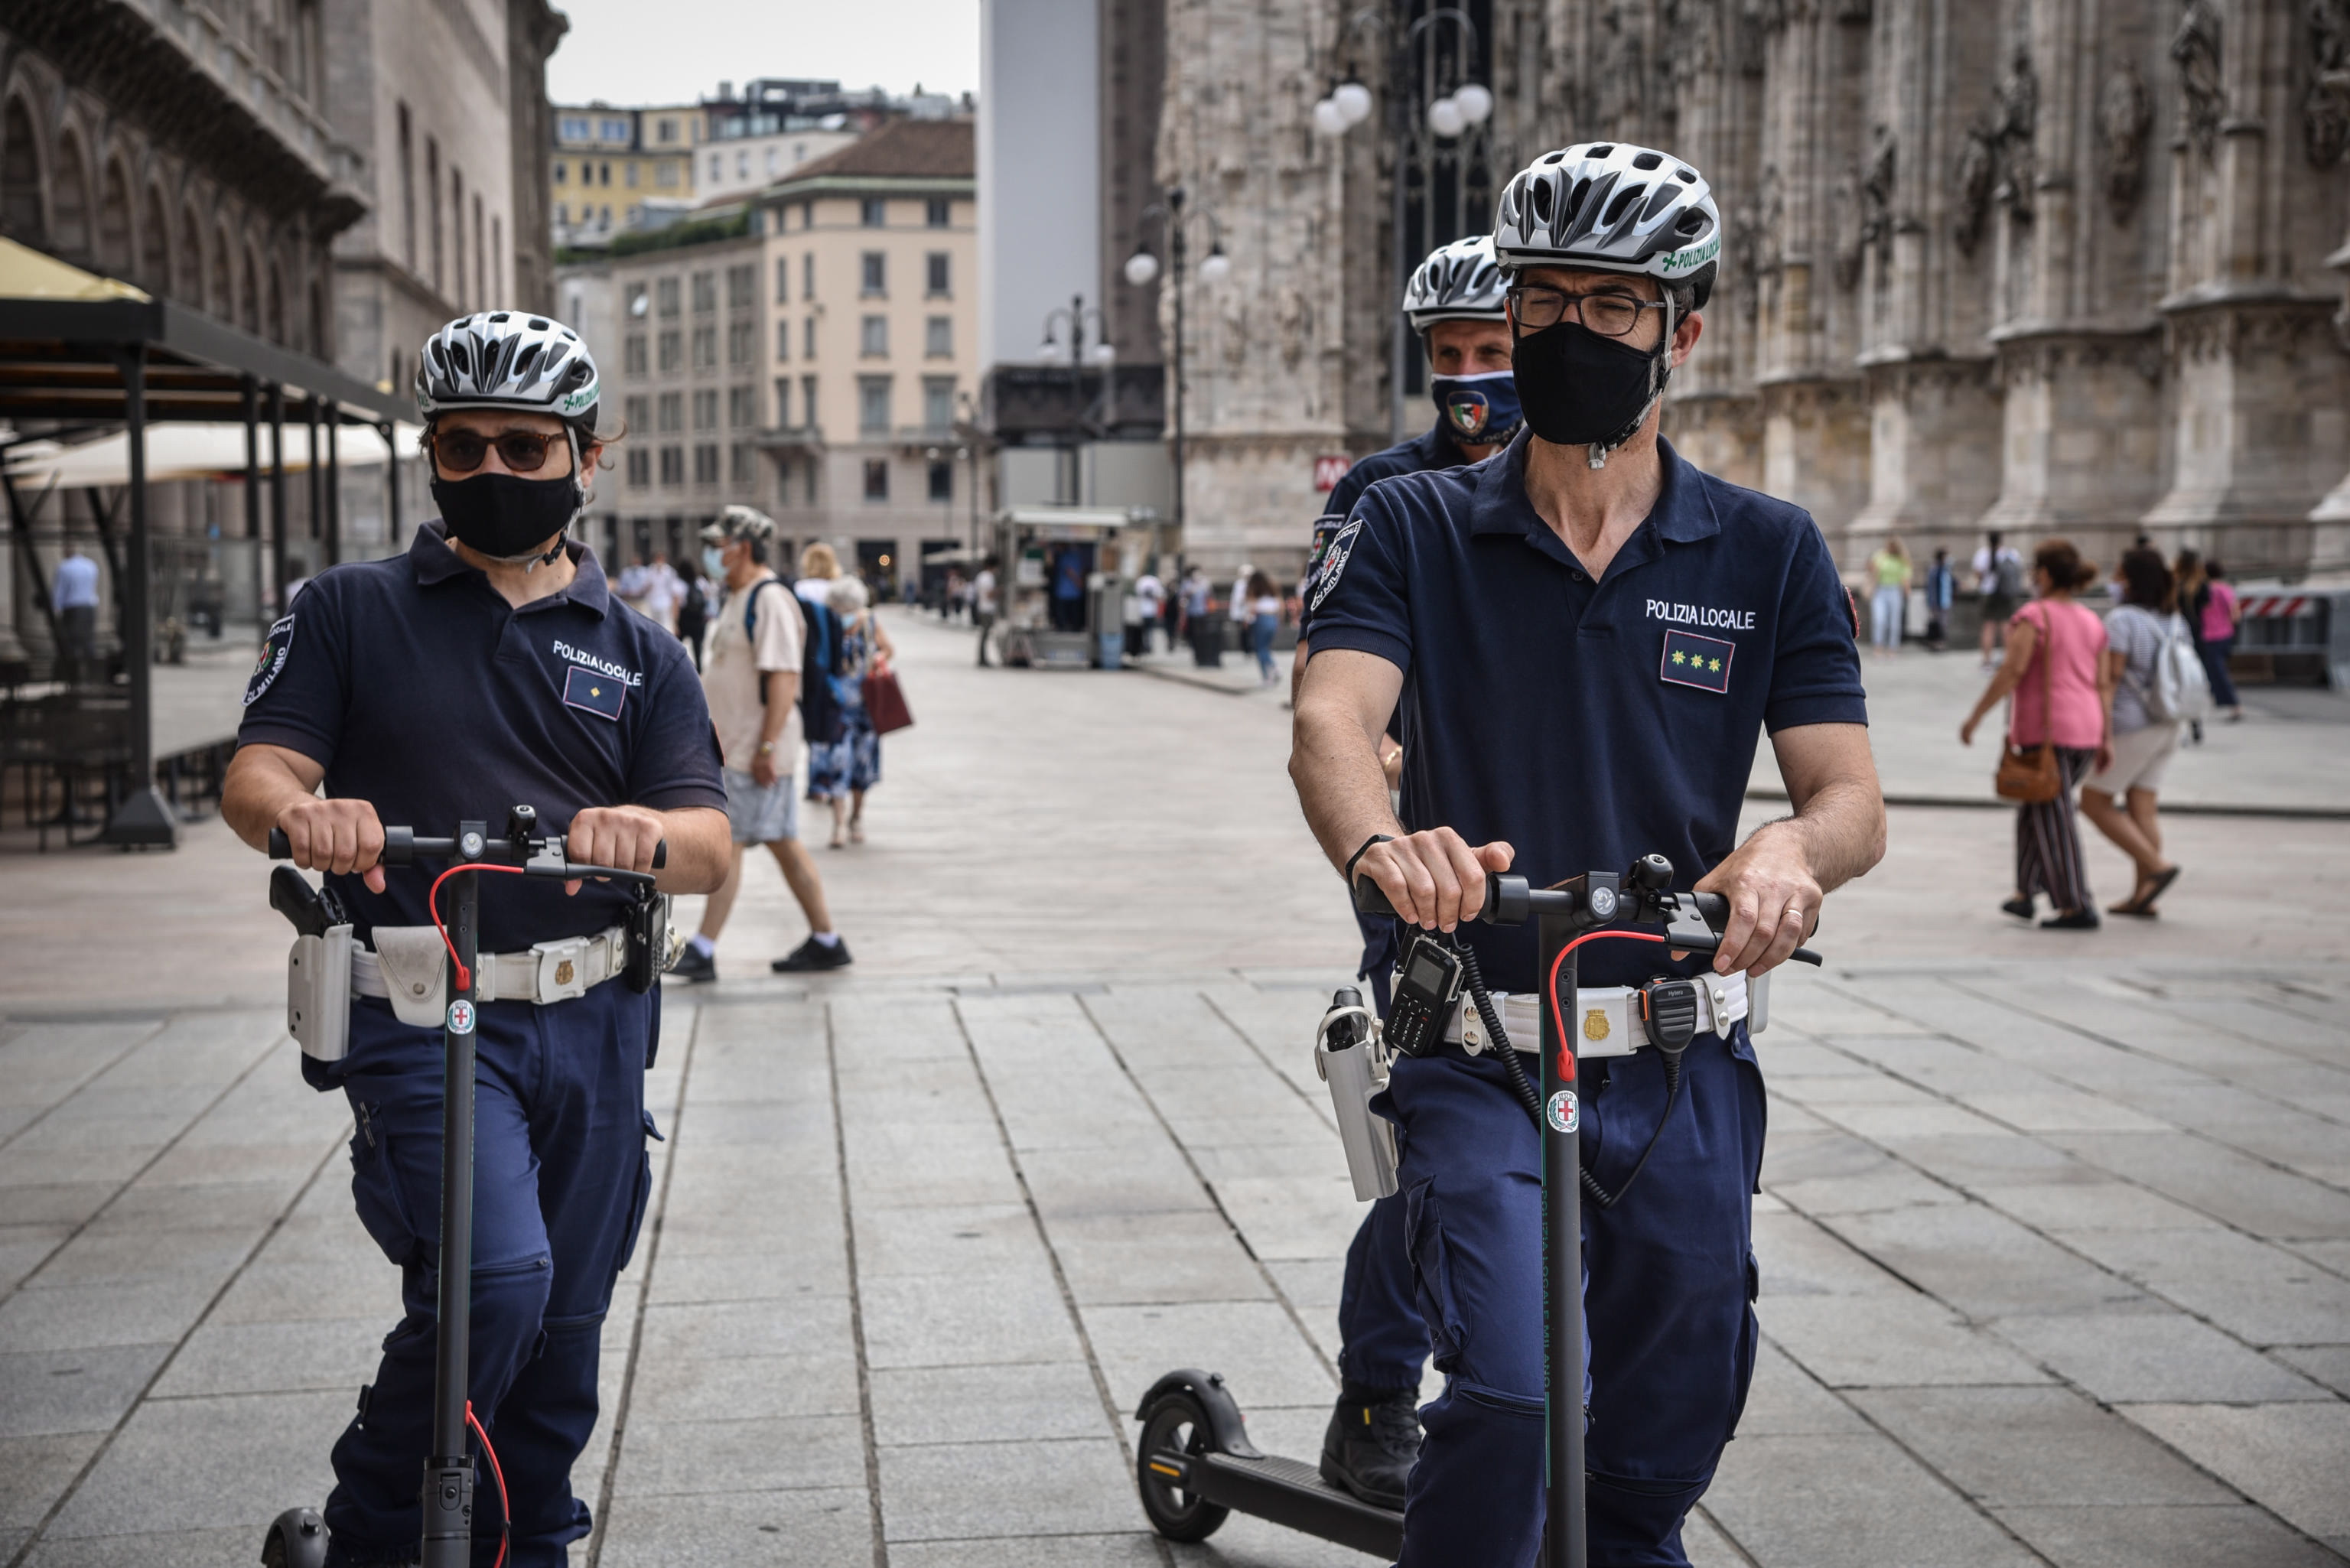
[1308,517,1364,613]
[243,615,296,706]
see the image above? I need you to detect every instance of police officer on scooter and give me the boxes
[223,312,731,1567]
[1297,233,1519,1511]
[1291,144,1885,1566]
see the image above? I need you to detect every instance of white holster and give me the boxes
[287,926,355,1062]
[1316,1002,1399,1202]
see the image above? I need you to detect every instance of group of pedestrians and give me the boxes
[1960,535,2231,930]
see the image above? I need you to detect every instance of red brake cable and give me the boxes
[427,863,527,991]
[1544,930,1670,1083]
[465,1401,511,1568]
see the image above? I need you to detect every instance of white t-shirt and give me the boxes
[974,569,998,616]
[701,573,805,773]
[1972,545,2021,590]
[1135,574,1165,614]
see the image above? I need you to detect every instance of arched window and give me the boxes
[1,99,42,243]
[266,259,285,343]
[96,157,132,277]
[180,203,203,303]
[51,126,90,258]
[142,185,170,291]
[239,241,259,333]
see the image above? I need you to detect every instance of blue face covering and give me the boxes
[702,545,727,580]
[1429,369,1522,447]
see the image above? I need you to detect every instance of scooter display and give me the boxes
[1132,855,1821,1566]
[259,807,665,1568]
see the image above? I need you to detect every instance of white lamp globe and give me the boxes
[1426,96,1466,138]
[1455,83,1493,125]
[1198,248,1232,285]
[1125,250,1161,286]
[1037,337,1067,366]
[1333,80,1374,125]
[1089,340,1118,366]
[1313,97,1349,137]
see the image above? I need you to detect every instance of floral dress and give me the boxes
[806,615,880,798]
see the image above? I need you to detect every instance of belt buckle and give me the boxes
[531,935,591,1004]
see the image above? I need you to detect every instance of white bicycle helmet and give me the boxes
[415,312,601,425]
[1492,142,1721,308]
[1402,235,1508,332]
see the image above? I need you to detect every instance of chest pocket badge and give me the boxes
[1660,629,1734,695]
[562,663,627,721]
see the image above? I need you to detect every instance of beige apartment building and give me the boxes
[587,118,977,589]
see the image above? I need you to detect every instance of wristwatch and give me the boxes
[757,741,776,756]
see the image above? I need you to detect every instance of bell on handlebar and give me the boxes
[1629,854,1673,892]
[506,805,539,847]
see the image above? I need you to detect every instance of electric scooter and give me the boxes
[1132,854,1821,1566]
[259,807,666,1568]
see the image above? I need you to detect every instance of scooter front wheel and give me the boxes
[1136,1389,1231,1543]
[260,1506,328,1568]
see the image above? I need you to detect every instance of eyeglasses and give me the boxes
[430,428,563,474]
[1507,286,1667,338]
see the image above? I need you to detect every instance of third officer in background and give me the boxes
[1294,143,1884,1565]
[1297,232,1522,1511]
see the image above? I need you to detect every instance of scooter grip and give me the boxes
[1690,890,1825,966]
[1352,877,1394,916]
[267,827,291,860]
[651,841,667,870]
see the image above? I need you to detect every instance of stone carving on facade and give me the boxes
[2306,0,2350,168]
[1953,124,1996,254]
[1992,41,2038,227]
[2170,0,2225,158]
[1834,132,1892,292]
[2098,63,2153,223]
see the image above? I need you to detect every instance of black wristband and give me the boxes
[1343,833,1394,885]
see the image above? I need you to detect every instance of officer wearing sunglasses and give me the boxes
[223,312,731,1566]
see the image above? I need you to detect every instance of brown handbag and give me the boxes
[861,663,914,735]
[1994,607,2063,803]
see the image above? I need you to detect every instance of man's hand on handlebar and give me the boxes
[275,797,389,894]
[565,805,668,896]
[1693,824,1821,978]
[1358,829,1515,932]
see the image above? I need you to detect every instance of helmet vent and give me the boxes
[1677,168,1697,184]
[489,311,510,323]
[1642,182,1680,220]
[1631,151,1662,171]
[1588,145,1616,158]
[1565,177,1592,224]
[1541,150,1565,164]
[1676,210,1710,236]
[513,342,543,382]
[1603,184,1645,226]
[528,318,548,332]
[1530,177,1554,226]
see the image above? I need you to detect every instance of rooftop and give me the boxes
[770,116,974,185]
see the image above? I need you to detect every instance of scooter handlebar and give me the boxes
[266,825,667,874]
[1351,873,1822,965]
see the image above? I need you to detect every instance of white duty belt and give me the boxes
[1442,971,1754,1059]
[353,924,630,1010]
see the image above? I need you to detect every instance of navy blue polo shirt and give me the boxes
[238,522,725,953]
[1307,433,1867,993]
[1300,425,1463,637]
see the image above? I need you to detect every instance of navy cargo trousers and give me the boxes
[1381,1026,1766,1567]
[317,982,660,1567]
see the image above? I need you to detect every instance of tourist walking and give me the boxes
[796,539,844,607]
[1974,529,2024,667]
[2173,548,2208,742]
[639,550,682,633]
[2081,547,2189,917]
[1866,535,1913,657]
[1245,568,1282,686]
[2192,558,2244,723]
[1924,547,1955,651]
[1960,539,2111,929]
[50,543,99,677]
[677,557,711,671]
[973,555,999,665]
[809,575,892,848]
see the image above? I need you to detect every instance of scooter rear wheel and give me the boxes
[1136,1390,1231,1543]
[260,1506,328,1568]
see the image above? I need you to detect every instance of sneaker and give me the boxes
[667,944,717,984]
[771,935,853,973]
[1319,1387,1420,1510]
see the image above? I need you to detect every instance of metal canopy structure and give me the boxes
[0,288,411,847]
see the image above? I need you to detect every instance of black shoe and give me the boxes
[2041,909,2101,929]
[1319,1387,1421,1510]
[2001,896,2036,921]
[667,944,717,984]
[771,935,853,972]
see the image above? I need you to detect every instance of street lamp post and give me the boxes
[1122,188,1227,558]
[1037,294,1115,506]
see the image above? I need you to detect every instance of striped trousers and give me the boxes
[2016,746,2098,911]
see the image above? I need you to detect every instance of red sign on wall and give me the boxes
[1313,454,1353,493]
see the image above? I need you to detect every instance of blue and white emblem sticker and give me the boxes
[244,615,296,705]
[1308,517,1362,613]
[447,1000,475,1035]
[1444,388,1492,440]
[1660,629,1734,695]
[1547,1089,1578,1134]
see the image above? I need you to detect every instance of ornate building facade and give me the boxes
[1161,0,2350,577]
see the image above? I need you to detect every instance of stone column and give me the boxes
[1977,0,2169,566]
[1847,0,2004,568]
[1753,0,1872,553]
[2139,0,2350,575]
[2309,226,2350,572]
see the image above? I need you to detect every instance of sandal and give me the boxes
[848,819,865,845]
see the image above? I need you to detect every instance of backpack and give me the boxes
[2137,608,2214,723]
[1993,553,2026,599]
[744,581,845,743]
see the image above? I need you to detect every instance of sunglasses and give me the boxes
[431,428,565,474]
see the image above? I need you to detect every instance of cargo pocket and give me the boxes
[1402,1178,1467,1370]
[616,1109,660,1274]
[347,1100,426,1270]
[1726,1253,1760,1441]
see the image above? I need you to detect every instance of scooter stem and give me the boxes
[419,824,483,1568]
[1538,904,1588,1568]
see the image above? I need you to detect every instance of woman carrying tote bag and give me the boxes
[1960,540,2113,929]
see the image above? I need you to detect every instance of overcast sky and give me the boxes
[545,0,981,106]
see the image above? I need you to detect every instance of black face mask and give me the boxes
[1511,319,1668,459]
[430,472,580,562]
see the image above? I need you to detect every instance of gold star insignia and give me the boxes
[1707,658,1722,673]
[1671,649,1687,665]
[591,685,602,696]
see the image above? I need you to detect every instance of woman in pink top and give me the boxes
[2193,558,2244,721]
[1960,540,2114,929]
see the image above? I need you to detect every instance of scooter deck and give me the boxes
[1146,1445,1402,1558]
